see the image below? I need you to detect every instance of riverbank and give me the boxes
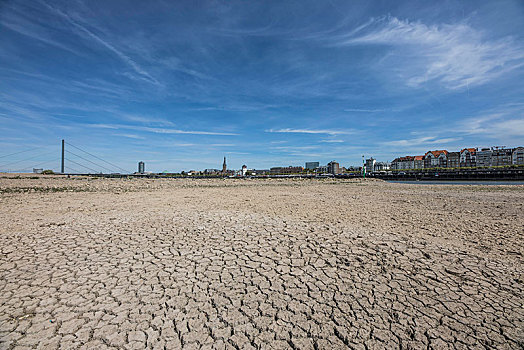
[388,180,524,185]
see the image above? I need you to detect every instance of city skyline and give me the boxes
[143,144,524,175]
[1,1,524,172]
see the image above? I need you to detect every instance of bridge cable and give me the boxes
[0,151,56,169]
[65,166,82,174]
[65,142,130,173]
[66,150,115,173]
[64,158,100,174]
[0,147,43,159]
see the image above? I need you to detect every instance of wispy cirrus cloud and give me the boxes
[40,1,160,86]
[333,16,524,90]
[89,123,238,136]
[113,113,175,126]
[344,108,387,112]
[112,133,145,140]
[1,6,82,56]
[172,143,197,147]
[266,128,355,135]
[189,103,281,112]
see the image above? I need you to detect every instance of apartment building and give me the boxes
[389,146,522,171]
[270,166,304,174]
[327,161,340,175]
[374,162,390,172]
[424,150,448,168]
[305,162,319,170]
[491,148,513,166]
[414,156,424,169]
[476,148,493,167]
[513,147,524,165]
[460,148,477,167]
[391,156,414,170]
[447,152,460,168]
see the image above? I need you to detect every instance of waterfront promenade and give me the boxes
[0,176,522,349]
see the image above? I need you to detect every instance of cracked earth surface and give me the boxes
[0,176,523,349]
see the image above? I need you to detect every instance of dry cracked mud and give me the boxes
[0,176,523,349]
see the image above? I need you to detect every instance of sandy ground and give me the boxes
[0,175,522,349]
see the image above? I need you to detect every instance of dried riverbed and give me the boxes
[0,175,522,349]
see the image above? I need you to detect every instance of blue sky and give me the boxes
[1,0,524,173]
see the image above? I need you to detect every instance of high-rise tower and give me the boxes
[222,156,227,174]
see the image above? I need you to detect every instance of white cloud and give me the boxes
[384,136,462,147]
[271,146,318,151]
[266,128,354,135]
[336,16,524,89]
[459,113,524,138]
[383,105,524,152]
[320,139,344,143]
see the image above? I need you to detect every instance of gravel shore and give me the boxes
[1,175,522,349]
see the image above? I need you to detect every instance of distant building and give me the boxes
[374,162,390,172]
[491,148,513,166]
[401,156,414,169]
[222,157,227,174]
[424,150,448,168]
[386,145,522,170]
[447,152,460,168]
[391,156,413,170]
[346,166,361,173]
[476,148,493,167]
[305,162,320,170]
[138,161,145,173]
[414,156,424,169]
[270,166,303,174]
[33,168,43,174]
[327,161,340,175]
[204,169,220,175]
[390,158,398,170]
[460,148,477,167]
[317,165,328,173]
[390,157,401,170]
[513,147,524,165]
[364,158,376,173]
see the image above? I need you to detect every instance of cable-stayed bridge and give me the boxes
[0,140,131,174]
